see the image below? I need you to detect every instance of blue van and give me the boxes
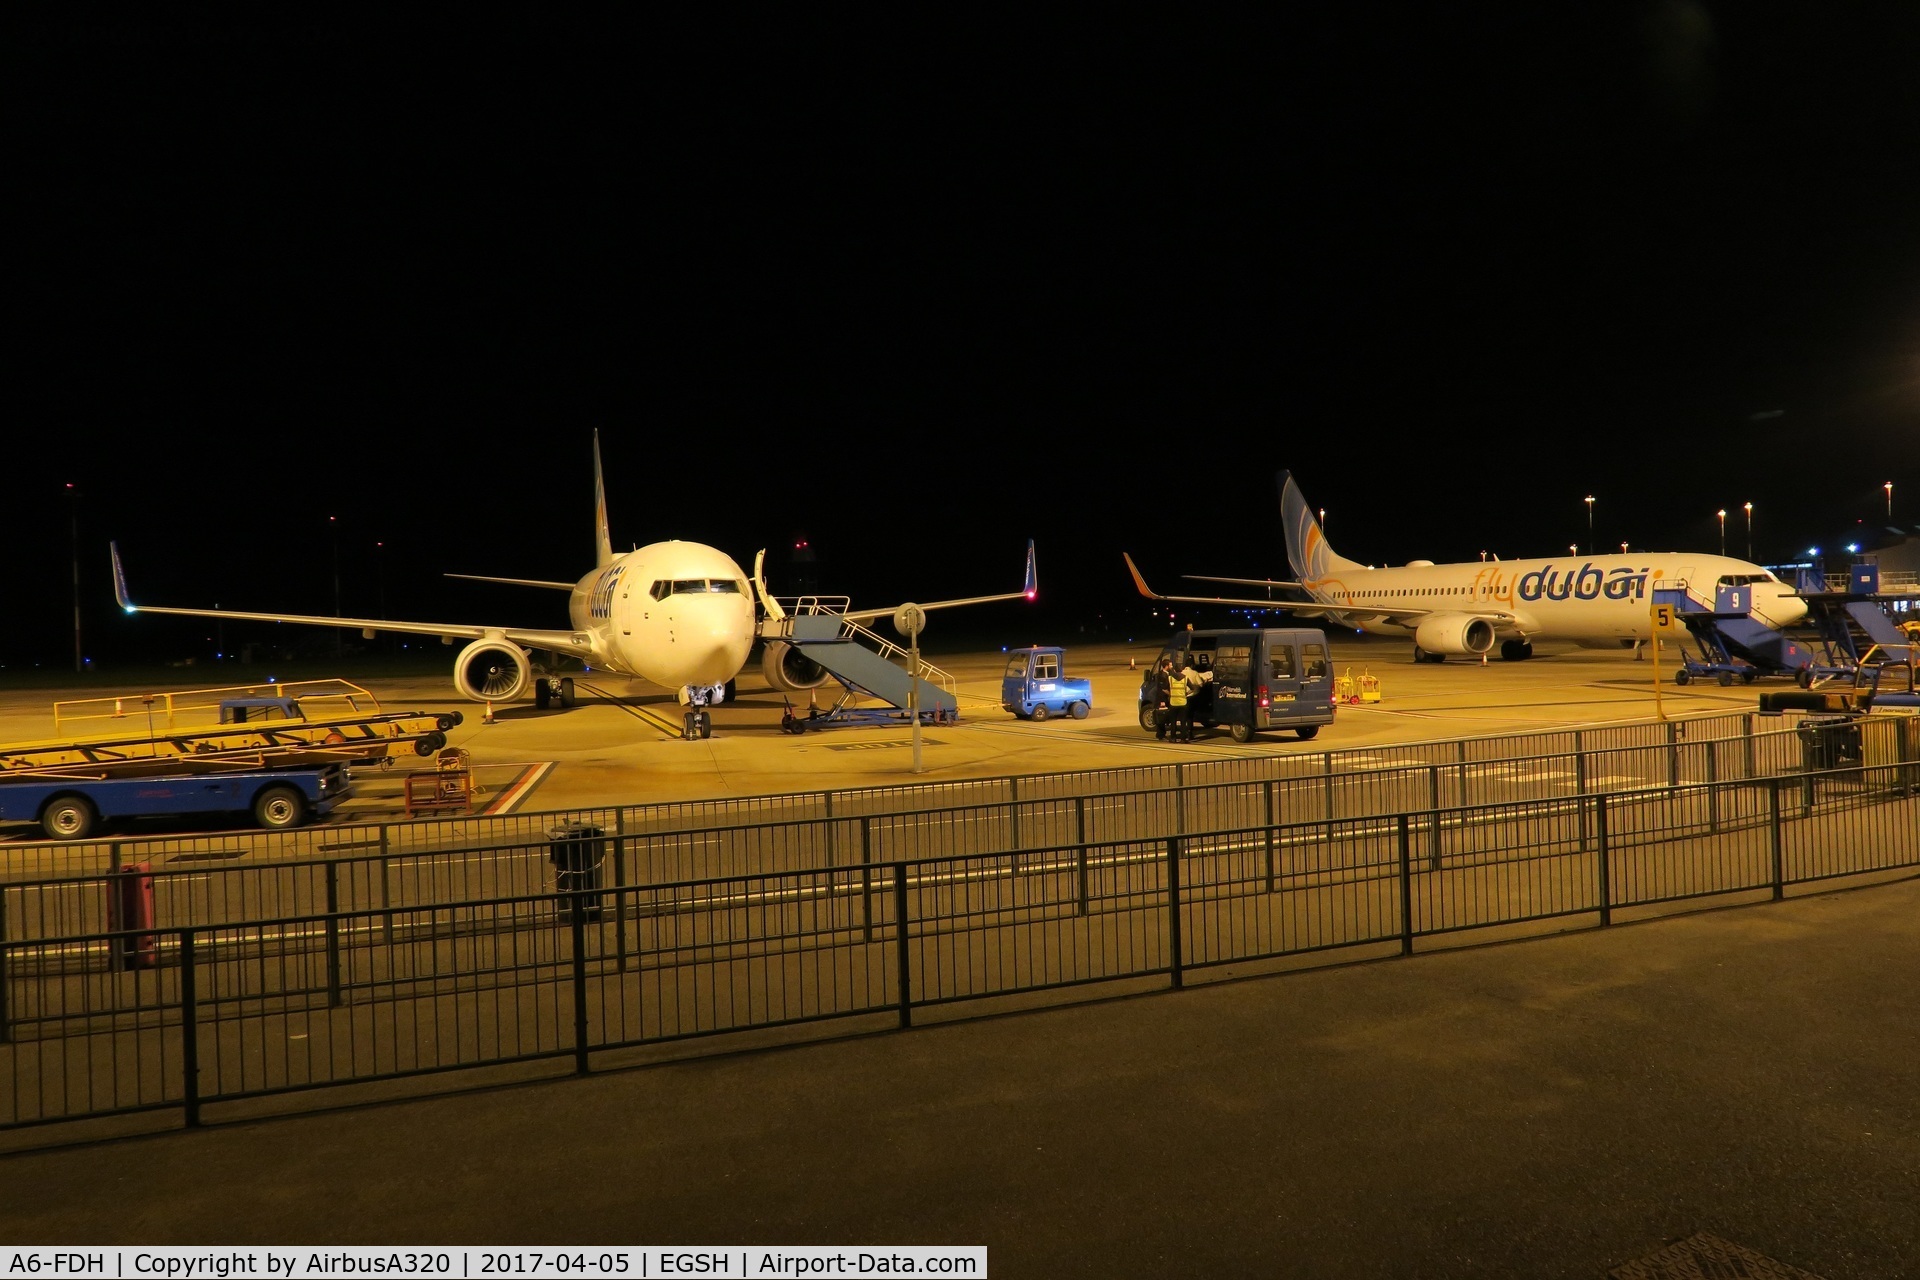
[1138,627,1335,742]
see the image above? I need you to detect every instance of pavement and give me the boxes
[2,872,1916,1278]
[0,636,1777,823]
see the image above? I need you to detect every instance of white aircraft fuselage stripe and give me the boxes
[1299,552,1807,641]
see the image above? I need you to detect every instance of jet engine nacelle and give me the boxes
[762,640,833,692]
[454,639,532,702]
[1413,614,1496,656]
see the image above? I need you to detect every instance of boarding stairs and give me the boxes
[769,597,961,719]
[1657,581,1813,683]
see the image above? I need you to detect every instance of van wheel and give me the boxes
[1230,723,1255,744]
[1138,705,1160,733]
[1069,701,1089,720]
[253,785,307,831]
[1295,725,1320,741]
[41,795,98,841]
[1031,703,1050,722]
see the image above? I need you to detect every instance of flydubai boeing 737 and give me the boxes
[114,434,1035,704]
[1126,473,1807,662]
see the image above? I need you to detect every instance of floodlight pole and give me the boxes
[67,484,82,673]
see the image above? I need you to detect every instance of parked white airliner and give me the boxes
[1125,473,1807,662]
[113,434,1034,703]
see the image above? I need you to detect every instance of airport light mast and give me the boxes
[1584,495,1594,555]
[1888,481,1895,521]
[1744,502,1753,561]
[1717,509,1727,557]
[67,483,82,674]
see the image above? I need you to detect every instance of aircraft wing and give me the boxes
[445,573,577,591]
[1124,553,1519,625]
[838,539,1038,624]
[113,544,592,655]
[1182,573,1305,590]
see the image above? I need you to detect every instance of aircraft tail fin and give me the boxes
[593,430,615,568]
[1278,471,1363,584]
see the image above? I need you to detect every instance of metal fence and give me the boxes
[4,743,1917,1138]
[5,712,1900,947]
[1,710,1831,882]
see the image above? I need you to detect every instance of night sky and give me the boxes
[8,9,1918,669]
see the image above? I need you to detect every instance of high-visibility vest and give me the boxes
[1168,679,1188,707]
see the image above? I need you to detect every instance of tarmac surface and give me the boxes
[4,639,1912,1277]
[1,872,1915,1278]
[0,635,1777,825]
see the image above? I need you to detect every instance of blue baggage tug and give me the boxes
[1000,646,1093,721]
[1138,627,1337,742]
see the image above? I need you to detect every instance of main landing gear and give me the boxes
[1411,646,1446,664]
[534,676,576,710]
[1499,640,1534,662]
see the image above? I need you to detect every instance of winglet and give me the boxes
[1122,552,1165,600]
[110,542,135,613]
[593,430,615,569]
[1023,539,1038,600]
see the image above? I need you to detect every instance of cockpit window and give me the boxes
[663,579,746,596]
[1717,573,1769,586]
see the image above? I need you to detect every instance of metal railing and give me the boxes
[50,680,380,734]
[6,712,1900,946]
[4,747,1917,1137]
[0,709,1833,885]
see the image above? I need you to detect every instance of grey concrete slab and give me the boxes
[2,876,1915,1279]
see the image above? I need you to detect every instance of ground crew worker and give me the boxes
[1152,656,1174,740]
[1171,657,1213,742]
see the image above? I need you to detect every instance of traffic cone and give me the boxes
[483,701,496,724]
[1129,657,1136,670]
[113,698,125,717]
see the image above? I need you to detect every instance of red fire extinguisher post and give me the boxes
[109,862,157,971]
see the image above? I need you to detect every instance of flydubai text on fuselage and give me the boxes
[1124,472,1807,660]
[1304,552,1805,644]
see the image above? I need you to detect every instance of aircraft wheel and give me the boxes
[1717,671,1734,687]
[41,795,98,841]
[1069,701,1090,720]
[253,785,307,831]
[697,711,712,739]
[1030,703,1050,722]
[1230,723,1256,744]
[1296,725,1320,741]
[723,679,737,704]
[1674,670,1691,686]
[559,678,576,708]
[1412,645,1426,664]
[1139,705,1160,733]
[1521,643,1534,659]
[535,680,552,711]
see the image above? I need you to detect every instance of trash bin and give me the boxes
[546,822,607,920]
[1797,716,1863,773]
